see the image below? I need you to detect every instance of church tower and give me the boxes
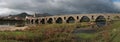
[33,13,36,17]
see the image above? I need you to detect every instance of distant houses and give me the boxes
[0,16,21,21]
[0,12,53,21]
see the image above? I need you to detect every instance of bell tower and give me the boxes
[33,13,36,17]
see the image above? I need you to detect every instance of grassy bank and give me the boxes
[108,21,120,42]
[0,22,119,42]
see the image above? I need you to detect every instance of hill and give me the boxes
[9,12,53,18]
[14,12,31,18]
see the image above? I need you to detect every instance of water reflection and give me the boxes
[95,15,106,27]
[0,21,107,28]
[96,22,106,27]
[0,21,25,26]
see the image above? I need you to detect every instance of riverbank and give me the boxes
[0,26,28,31]
[0,22,119,42]
[0,23,95,42]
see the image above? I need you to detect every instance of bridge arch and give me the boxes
[66,16,75,23]
[47,18,53,24]
[56,17,63,24]
[26,19,30,22]
[25,19,30,24]
[80,16,90,22]
[40,19,45,24]
[77,16,79,20]
[95,15,106,27]
[114,16,120,20]
[31,19,34,24]
[35,19,39,24]
[95,15,106,22]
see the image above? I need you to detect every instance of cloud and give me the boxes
[114,2,120,9]
[0,0,120,16]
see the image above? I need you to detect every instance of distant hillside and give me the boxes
[9,12,53,18]
[14,12,32,18]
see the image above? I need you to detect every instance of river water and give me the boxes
[0,21,26,27]
[0,21,106,27]
[96,22,106,27]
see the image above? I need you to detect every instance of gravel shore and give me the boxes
[0,26,28,31]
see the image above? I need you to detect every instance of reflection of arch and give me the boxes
[26,19,29,21]
[40,19,45,24]
[35,19,39,24]
[31,19,34,23]
[80,16,90,22]
[30,19,34,24]
[26,19,30,24]
[47,18,53,24]
[56,17,63,24]
[66,16,75,23]
[95,15,106,27]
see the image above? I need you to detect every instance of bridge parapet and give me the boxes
[26,13,120,24]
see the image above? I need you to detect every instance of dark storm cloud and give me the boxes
[0,0,120,16]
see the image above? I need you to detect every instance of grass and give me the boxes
[0,40,22,42]
[109,21,120,42]
[76,33,98,39]
[0,23,79,42]
[0,23,92,42]
[93,21,120,42]
[0,31,41,42]
[0,21,119,42]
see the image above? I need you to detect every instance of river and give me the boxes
[0,21,106,28]
[0,21,26,27]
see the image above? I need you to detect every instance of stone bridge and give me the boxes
[25,13,120,24]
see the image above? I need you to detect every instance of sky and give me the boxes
[114,0,120,9]
[0,0,120,16]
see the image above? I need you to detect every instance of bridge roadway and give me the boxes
[25,13,120,24]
